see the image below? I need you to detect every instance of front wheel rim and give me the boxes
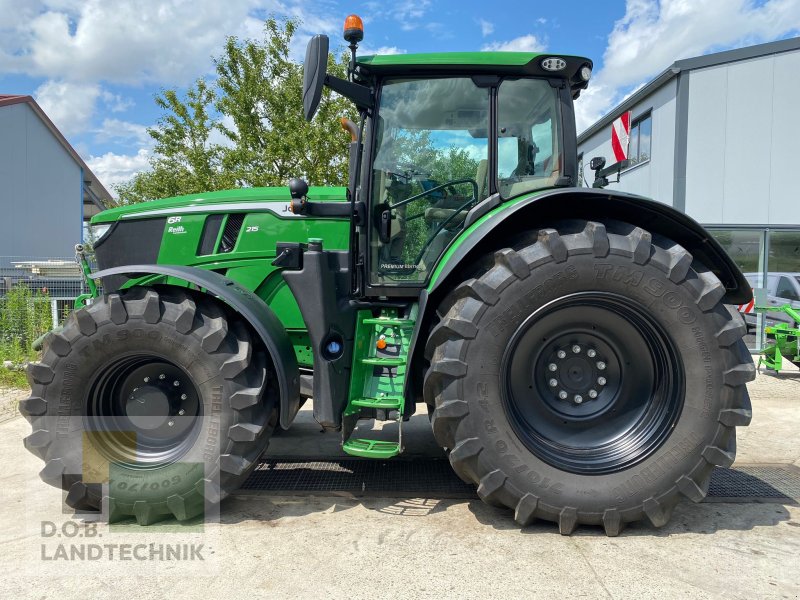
[501,292,685,475]
[85,353,203,467]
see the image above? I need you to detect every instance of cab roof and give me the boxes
[357,51,591,81]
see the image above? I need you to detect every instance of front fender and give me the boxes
[90,264,300,429]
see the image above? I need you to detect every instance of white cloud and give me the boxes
[575,0,800,132]
[0,1,335,86]
[478,19,494,37]
[358,45,406,56]
[87,148,150,192]
[34,79,100,136]
[364,0,433,32]
[0,1,346,139]
[94,118,151,147]
[101,90,134,113]
[482,34,546,53]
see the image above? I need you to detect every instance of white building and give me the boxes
[577,38,800,350]
[0,94,111,261]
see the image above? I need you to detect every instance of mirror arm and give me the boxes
[324,74,373,111]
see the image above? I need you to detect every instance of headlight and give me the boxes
[89,223,113,244]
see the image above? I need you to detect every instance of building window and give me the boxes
[628,112,652,166]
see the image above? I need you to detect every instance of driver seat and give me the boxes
[423,159,488,225]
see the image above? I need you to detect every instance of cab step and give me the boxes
[362,318,415,327]
[361,357,405,366]
[350,396,404,410]
[342,439,401,459]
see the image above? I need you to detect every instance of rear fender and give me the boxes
[90,264,300,429]
[428,188,750,303]
[406,188,751,403]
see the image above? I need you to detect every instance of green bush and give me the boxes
[0,284,52,365]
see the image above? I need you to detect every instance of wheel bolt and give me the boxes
[143,377,150,383]
[574,395,583,404]
[572,345,581,354]
[178,409,185,416]
[549,378,558,387]
[587,349,597,358]
[588,389,598,399]
[548,363,557,372]
[597,361,606,370]
[598,376,607,386]
[159,374,166,380]
[180,394,187,400]
[168,420,175,427]
[558,390,568,400]
[173,380,180,387]
[557,350,566,359]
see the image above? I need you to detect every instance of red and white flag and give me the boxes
[611,111,631,162]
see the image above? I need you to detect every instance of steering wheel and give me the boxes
[389,177,479,210]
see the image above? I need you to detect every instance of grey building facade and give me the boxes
[0,95,111,262]
[577,38,800,351]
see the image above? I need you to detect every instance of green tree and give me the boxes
[116,17,354,204]
[116,79,232,203]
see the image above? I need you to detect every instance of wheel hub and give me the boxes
[539,337,617,414]
[125,388,171,430]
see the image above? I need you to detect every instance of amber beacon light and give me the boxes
[343,14,364,44]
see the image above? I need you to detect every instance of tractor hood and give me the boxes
[92,186,348,224]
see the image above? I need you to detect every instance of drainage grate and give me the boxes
[708,465,800,501]
[242,459,475,497]
[241,459,800,503]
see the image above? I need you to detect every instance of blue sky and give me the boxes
[1,0,799,193]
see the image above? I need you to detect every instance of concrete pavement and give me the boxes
[1,361,799,599]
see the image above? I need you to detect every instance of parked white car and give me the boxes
[741,272,800,329]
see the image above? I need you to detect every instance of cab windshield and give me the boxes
[369,77,562,286]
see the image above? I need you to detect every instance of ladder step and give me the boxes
[361,357,405,366]
[342,439,401,459]
[362,318,415,327]
[350,396,404,410]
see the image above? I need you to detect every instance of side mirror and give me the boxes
[303,35,329,121]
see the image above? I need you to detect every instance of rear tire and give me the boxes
[21,287,278,524]
[423,221,754,535]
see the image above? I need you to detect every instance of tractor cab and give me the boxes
[299,18,592,295]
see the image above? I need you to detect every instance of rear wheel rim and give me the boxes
[85,353,202,467]
[501,292,685,475]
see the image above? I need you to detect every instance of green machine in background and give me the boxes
[757,304,800,372]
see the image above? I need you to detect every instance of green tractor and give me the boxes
[22,16,755,535]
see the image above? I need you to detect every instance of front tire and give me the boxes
[21,287,278,524]
[424,221,754,535]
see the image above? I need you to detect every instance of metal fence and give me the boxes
[0,256,89,404]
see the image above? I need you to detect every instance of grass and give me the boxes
[0,284,52,391]
[0,367,28,390]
